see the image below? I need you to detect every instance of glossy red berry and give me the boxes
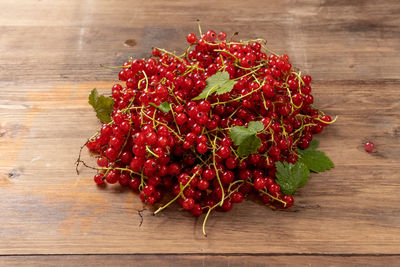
[176,113,188,125]
[218,32,227,41]
[197,179,209,190]
[221,199,232,211]
[231,192,244,203]
[143,184,155,196]
[202,168,216,181]
[106,170,119,184]
[97,157,108,167]
[364,141,374,153]
[218,146,231,159]
[94,173,105,185]
[186,33,197,44]
[190,203,203,216]
[182,197,195,210]
[196,142,208,154]
[282,195,294,208]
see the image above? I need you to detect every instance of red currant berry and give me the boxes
[218,31,227,41]
[176,113,188,125]
[197,179,209,190]
[268,183,280,194]
[221,137,232,147]
[128,177,140,190]
[106,170,119,184]
[186,33,197,44]
[143,184,155,196]
[94,173,105,185]
[254,177,267,190]
[198,100,211,112]
[221,199,232,211]
[364,141,374,153]
[218,146,231,159]
[190,203,203,216]
[221,171,234,184]
[196,142,208,154]
[97,157,108,167]
[144,159,158,174]
[119,173,130,186]
[182,197,195,210]
[231,192,244,203]
[202,168,216,181]
[282,195,294,208]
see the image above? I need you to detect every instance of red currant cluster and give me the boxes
[84,29,334,234]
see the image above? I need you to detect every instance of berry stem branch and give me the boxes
[212,135,225,207]
[211,82,264,106]
[154,169,200,215]
[141,111,184,142]
[202,181,243,236]
[247,181,287,206]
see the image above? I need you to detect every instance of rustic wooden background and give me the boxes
[1,0,399,266]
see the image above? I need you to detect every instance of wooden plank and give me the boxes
[0,0,399,257]
[0,255,399,267]
[0,0,399,83]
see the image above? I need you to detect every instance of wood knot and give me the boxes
[124,39,137,47]
[393,127,399,137]
[8,170,21,179]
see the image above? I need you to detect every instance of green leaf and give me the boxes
[308,139,320,151]
[297,139,319,156]
[151,102,171,113]
[237,135,261,157]
[192,71,235,100]
[299,150,334,173]
[297,139,334,173]
[88,88,114,123]
[247,121,264,133]
[229,121,264,157]
[229,126,255,146]
[275,161,310,195]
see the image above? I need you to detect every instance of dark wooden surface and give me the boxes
[0,0,399,265]
[1,255,400,267]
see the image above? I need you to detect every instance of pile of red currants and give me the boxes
[82,29,335,235]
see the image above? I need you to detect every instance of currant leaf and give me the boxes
[275,161,310,195]
[297,139,334,172]
[237,135,261,157]
[151,102,171,113]
[229,121,264,157]
[192,71,235,100]
[298,150,334,172]
[229,126,255,145]
[307,139,320,151]
[247,121,264,133]
[88,88,114,123]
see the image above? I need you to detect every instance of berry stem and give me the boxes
[202,180,244,236]
[99,64,131,69]
[247,181,288,206]
[211,82,264,106]
[146,146,159,158]
[314,115,338,125]
[154,169,201,215]
[212,135,225,207]
[169,105,182,135]
[214,49,239,61]
[154,47,185,62]
[141,111,184,142]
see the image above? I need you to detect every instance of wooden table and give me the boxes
[1,0,399,265]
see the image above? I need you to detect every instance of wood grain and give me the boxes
[1,255,399,267]
[0,0,399,264]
